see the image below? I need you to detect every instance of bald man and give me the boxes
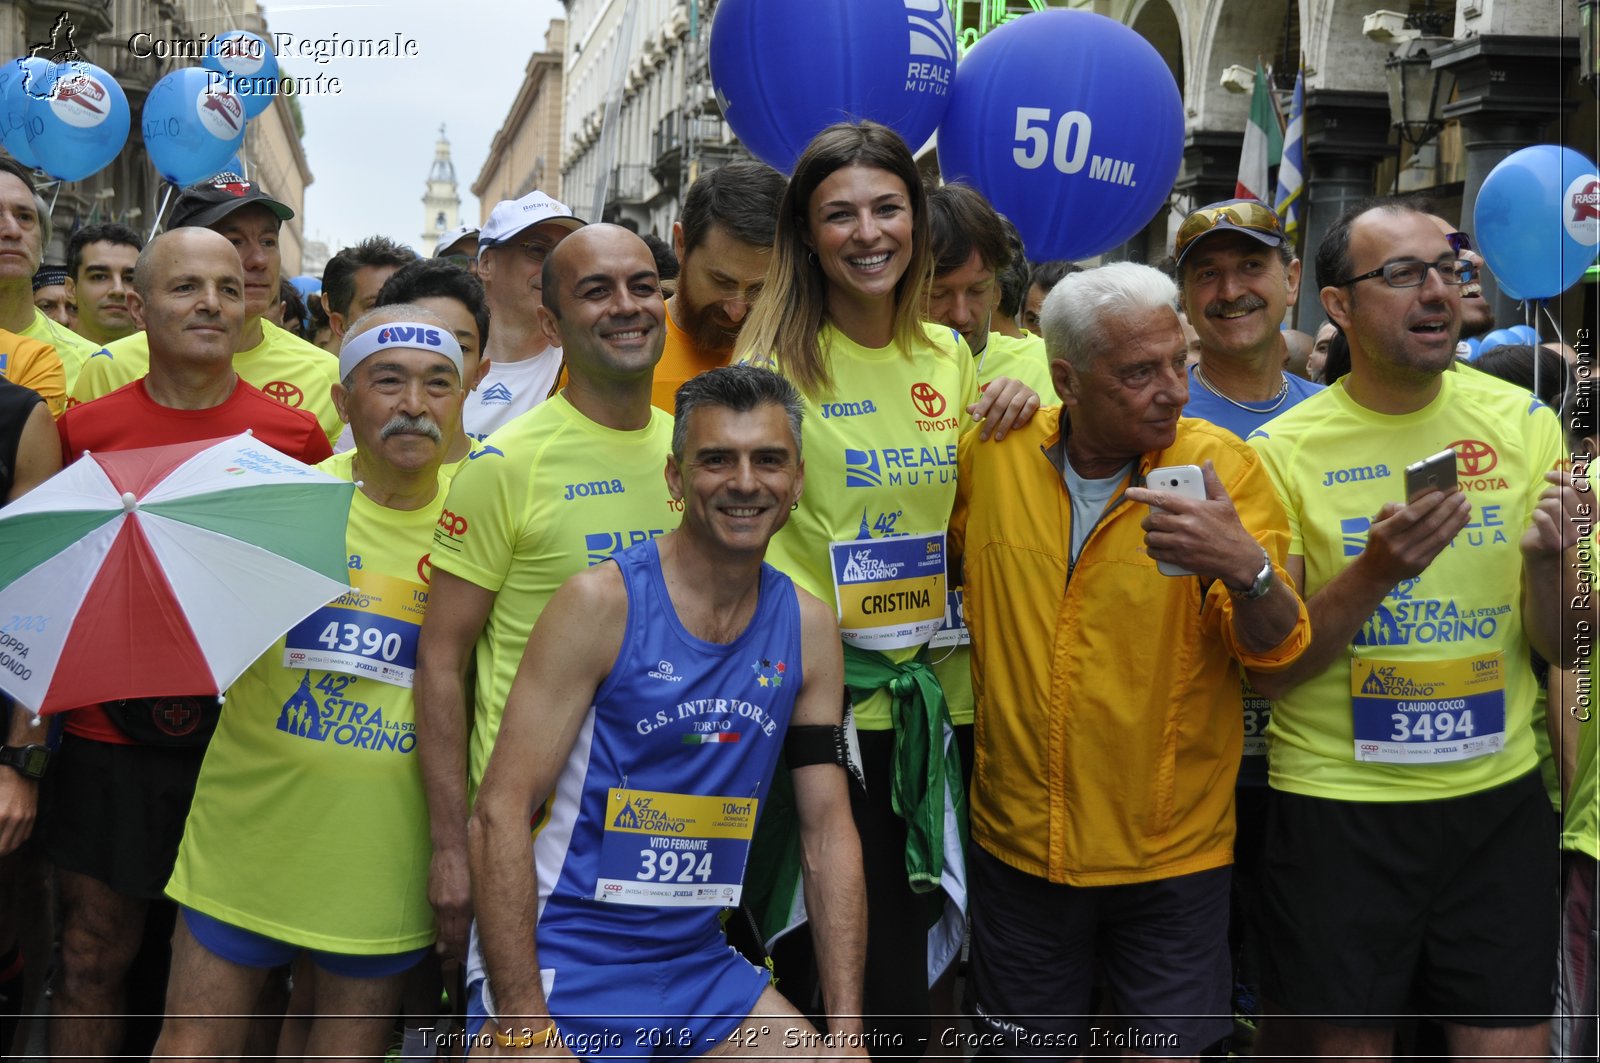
[417,225,675,961]
[46,228,331,1061]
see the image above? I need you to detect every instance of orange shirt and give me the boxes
[0,327,66,416]
[649,302,732,414]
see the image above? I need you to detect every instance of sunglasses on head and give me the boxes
[1175,202,1286,259]
[1446,231,1473,255]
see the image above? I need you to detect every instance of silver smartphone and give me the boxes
[1404,448,1458,501]
[1146,464,1206,577]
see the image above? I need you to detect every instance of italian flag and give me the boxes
[1236,62,1284,202]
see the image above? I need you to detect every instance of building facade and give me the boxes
[475,19,567,217]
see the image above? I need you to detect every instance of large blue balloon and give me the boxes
[1474,144,1600,301]
[937,10,1184,261]
[202,30,279,120]
[0,57,52,168]
[143,67,248,187]
[23,60,129,182]
[709,0,956,174]
[1509,324,1540,345]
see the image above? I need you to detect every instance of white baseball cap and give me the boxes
[433,224,479,258]
[478,190,584,249]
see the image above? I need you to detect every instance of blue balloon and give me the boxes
[202,31,279,120]
[1509,324,1540,345]
[0,57,53,168]
[936,10,1184,261]
[142,67,247,187]
[1463,336,1482,361]
[205,154,244,183]
[709,0,956,174]
[1474,144,1600,301]
[22,60,129,182]
[1478,328,1520,355]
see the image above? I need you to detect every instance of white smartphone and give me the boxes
[1146,464,1206,577]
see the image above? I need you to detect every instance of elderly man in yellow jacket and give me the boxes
[950,261,1309,1061]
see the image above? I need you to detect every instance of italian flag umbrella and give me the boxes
[0,433,354,715]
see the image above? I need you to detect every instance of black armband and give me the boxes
[785,724,850,770]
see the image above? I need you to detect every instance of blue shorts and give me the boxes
[465,942,769,1059]
[182,906,428,979]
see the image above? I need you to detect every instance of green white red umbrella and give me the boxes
[0,433,354,715]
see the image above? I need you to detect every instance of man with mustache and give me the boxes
[44,228,331,1061]
[1172,198,1324,1051]
[1175,199,1323,441]
[153,305,465,1059]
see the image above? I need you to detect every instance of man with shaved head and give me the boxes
[155,304,464,1058]
[417,225,674,962]
[45,227,332,1060]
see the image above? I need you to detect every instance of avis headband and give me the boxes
[338,321,464,381]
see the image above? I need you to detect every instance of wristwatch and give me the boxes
[1233,549,1274,601]
[0,743,50,779]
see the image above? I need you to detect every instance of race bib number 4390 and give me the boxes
[1350,652,1506,764]
[283,570,427,687]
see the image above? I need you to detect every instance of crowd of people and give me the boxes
[0,115,1595,1063]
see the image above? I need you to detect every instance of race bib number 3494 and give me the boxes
[1350,652,1506,764]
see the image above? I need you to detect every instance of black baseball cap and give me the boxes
[168,172,294,230]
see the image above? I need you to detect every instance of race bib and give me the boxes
[1242,681,1271,762]
[1350,652,1506,763]
[594,788,757,907]
[282,570,427,687]
[928,587,970,650]
[829,531,947,651]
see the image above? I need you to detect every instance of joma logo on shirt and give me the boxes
[564,478,624,500]
[1323,464,1391,487]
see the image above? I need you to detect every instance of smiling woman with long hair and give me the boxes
[738,120,1037,1055]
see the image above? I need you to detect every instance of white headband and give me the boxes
[339,321,465,381]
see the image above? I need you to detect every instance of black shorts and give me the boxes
[966,844,1232,1057]
[41,733,206,900]
[1258,772,1558,1026]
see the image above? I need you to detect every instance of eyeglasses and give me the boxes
[1332,258,1473,289]
[1445,231,1473,255]
[491,239,555,263]
[1175,201,1286,259]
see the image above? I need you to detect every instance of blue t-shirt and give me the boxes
[1183,364,1323,441]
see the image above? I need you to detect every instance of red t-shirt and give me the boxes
[56,377,335,743]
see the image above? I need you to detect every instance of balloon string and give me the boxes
[1541,299,1567,352]
[148,184,174,243]
[46,183,59,214]
[1532,300,1542,404]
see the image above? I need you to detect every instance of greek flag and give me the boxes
[1274,68,1305,243]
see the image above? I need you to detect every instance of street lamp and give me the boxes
[1385,33,1456,146]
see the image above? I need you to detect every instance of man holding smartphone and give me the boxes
[950,262,1309,1059]
[1247,196,1586,1058]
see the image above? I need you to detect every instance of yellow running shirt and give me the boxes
[749,322,978,730]
[71,319,342,445]
[19,308,95,391]
[1250,370,1563,800]
[430,393,676,794]
[976,331,1054,399]
[166,450,441,954]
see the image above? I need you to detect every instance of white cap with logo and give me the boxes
[478,190,585,250]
